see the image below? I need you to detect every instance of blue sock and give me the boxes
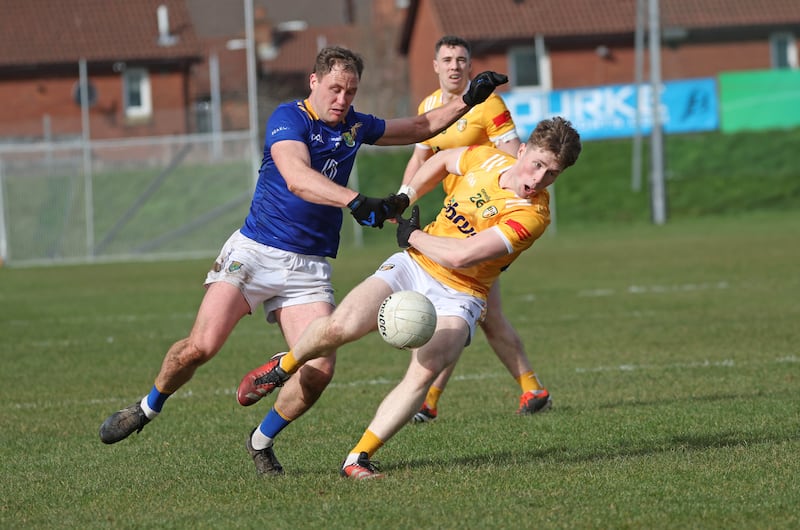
[259,407,292,439]
[145,385,171,413]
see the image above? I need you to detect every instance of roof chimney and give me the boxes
[157,5,178,46]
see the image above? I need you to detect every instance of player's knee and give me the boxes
[177,338,217,367]
[297,359,335,391]
[322,316,356,345]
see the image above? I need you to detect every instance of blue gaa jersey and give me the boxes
[240,99,386,258]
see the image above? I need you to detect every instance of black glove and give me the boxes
[462,71,509,107]
[396,205,420,249]
[348,193,392,228]
[385,193,410,219]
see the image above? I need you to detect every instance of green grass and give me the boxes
[1,210,799,529]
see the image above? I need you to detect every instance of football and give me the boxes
[377,290,437,349]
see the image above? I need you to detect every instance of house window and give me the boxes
[509,35,551,90]
[123,68,152,118]
[770,33,798,69]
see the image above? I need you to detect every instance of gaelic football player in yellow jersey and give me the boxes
[237,117,581,478]
[400,35,546,421]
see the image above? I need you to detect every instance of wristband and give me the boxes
[397,185,417,205]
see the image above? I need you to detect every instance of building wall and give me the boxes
[406,0,442,107]
[0,67,192,141]
[405,3,797,102]
[548,38,783,89]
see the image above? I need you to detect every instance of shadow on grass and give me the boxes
[591,387,789,410]
[383,427,800,474]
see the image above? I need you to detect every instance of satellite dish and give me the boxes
[73,81,97,107]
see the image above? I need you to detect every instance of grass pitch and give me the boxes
[1,210,798,529]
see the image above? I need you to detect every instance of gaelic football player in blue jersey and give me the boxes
[98,45,507,476]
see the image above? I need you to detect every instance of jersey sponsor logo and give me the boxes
[342,122,363,147]
[456,118,467,132]
[321,158,338,180]
[444,199,476,237]
[271,126,289,136]
[378,263,395,271]
[505,219,532,240]
[492,110,512,127]
[482,205,499,218]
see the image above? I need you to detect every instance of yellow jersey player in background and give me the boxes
[400,35,548,421]
[237,117,582,478]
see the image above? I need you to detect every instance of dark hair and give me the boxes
[314,46,364,79]
[527,117,582,169]
[434,35,472,59]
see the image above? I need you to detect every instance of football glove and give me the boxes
[385,193,410,219]
[348,193,392,228]
[462,71,509,107]
[396,205,420,249]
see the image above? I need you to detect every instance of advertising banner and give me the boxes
[504,78,719,141]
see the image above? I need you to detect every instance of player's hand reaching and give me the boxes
[348,193,410,228]
[396,205,420,248]
[384,193,410,219]
[462,71,508,107]
[348,193,388,228]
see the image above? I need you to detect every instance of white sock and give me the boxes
[139,396,159,420]
[342,452,361,467]
[250,427,274,451]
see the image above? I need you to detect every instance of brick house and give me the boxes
[0,0,205,142]
[400,0,800,107]
[0,0,409,142]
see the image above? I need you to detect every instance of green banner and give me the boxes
[719,69,800,132]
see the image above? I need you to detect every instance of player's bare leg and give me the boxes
[100,282,249,444]
[245,281,390,475]
[340,317,468,478]
[415,280,547,419]
[238,277,392,404]
[271,302,339,419]
[292,277,392,363]
[480,281,532,380]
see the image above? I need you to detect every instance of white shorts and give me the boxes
[371,251,485,342]
[205,230,335,323]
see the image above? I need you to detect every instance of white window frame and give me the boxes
[509,35,552,91]
[123,68,152,118]
[770,32,798,69]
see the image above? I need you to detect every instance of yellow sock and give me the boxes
[517,371,543,393]
[425,386,443,409]
[351,429,384,458]
[278,350,300,374]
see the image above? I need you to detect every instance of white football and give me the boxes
[377,290,437,349]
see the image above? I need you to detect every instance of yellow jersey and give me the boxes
[409,146,551,300]
[417,90,518,193]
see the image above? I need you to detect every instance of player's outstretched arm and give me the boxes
[377,71,508,146]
